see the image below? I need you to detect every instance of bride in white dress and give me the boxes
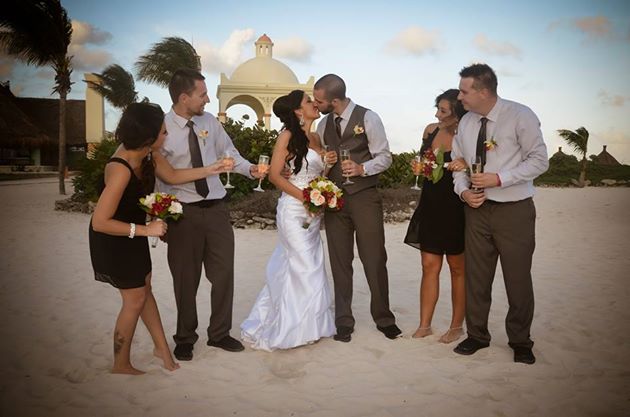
[241,90,337,351]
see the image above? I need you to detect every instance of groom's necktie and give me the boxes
[334,116,342,138]
[186,120,210,198]
[475,117,489,166]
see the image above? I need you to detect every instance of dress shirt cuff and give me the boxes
[360,163,368,177]
[497,170,513,187]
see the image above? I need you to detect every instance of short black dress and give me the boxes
[404,128,465,255]
[89,157,151,289]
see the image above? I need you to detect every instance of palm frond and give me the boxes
[86,64,138,109]
[557,127,589,157]
[134,37,201,87]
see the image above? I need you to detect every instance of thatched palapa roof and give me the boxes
[0,84,51,149]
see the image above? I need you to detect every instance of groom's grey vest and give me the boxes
[324,105,379,195]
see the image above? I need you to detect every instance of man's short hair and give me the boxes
[168,68,205,104]
[459,63,498,96]
[314,74,346,101]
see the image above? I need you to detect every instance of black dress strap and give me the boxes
[420,127,440,154]
[108,157,134,174]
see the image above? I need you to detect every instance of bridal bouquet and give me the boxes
[418,147,446,184]
[138,192,183,246]
[302,177,344,229]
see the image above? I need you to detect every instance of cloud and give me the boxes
[35,69,55,80]
[196,29,256,74]
[598,90,627,107]
[573,16,612,40]
[385,26,442,56]
[473,34,521,59]
[71,20,112,45]
[274,37,314,63]
[69,44,112,71]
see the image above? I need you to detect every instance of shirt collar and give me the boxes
[483,96,503,123]
[168,108,203,129]
[336,99,355,121]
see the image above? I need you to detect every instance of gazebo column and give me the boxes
[264,113,271,130]
[218,112,227,124]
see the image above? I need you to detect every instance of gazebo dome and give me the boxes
[229,34,299,85]
[230,57,299,85]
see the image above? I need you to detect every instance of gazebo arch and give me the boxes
[216,34,314,129]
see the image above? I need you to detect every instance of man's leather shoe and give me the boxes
[377,324,402,340]
[333,326,353,342]
[207,335,245,352]
[453,337,489,355]
[173,343,193,361]
[513,346,536,364]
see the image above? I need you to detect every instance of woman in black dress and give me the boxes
[404,89,469,343]
[89,103,228,374]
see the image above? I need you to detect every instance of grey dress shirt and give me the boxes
[156,109,253,203]
[452,97,549,202]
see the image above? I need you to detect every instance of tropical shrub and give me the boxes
[72,136,118,202]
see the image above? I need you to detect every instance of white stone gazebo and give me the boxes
[216,34,314,129]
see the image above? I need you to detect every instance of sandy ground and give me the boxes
[0,179,629,417]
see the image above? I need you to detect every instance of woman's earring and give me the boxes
[299,115,305,126]
[147,151,152,161]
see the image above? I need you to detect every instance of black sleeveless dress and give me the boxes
[404,128,465,255]
[89,157,151,289]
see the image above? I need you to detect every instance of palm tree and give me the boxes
[557,127,589,187]
[135,37,201,87]
[85,64,139,109]
[1,0,73,194]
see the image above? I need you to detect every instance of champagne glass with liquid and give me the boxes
[253,154,270,192]
[222,150,235,189]
[470,155,484,193]
[340,147,354,185]
[411,154,423,190]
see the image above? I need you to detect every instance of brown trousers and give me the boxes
[167,201,234,345]
[464,198,536,348]
[324,187,396,329]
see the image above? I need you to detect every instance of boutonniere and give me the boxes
[353,124,365,136]
[484,137,498,151]
[198,129,209,146]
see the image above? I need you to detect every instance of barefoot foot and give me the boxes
[412,326,433,338]
[154,348,180,371]
[111,365,145,375]
[438,327,464,344]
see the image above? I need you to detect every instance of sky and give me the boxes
[2,0,629,162]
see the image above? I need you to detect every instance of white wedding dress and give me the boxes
[241,149,335,351]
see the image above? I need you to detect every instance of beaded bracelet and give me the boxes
[128,223,136,239]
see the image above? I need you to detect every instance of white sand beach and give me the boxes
[0,180,629,417]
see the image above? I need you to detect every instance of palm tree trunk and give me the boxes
[578,157,587,187]
[58,91,67,195]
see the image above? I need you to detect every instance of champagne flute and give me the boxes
[411,154,423,190]
[340,147,354,185]
[253,154,270,192]
[222,150,235,189]
[321,145,333,169]
[470,155,483,193]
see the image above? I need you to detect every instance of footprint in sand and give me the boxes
[363,347,384,359]
[266,357,307,379]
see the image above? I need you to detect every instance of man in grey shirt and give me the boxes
[451,63,548,364]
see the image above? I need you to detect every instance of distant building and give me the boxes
[0,74,104,170]
[216,34,314,129]
[593,145,620,166]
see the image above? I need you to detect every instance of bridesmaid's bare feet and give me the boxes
[412,326,433,338]
[111,365,145,375]
[154,348,180,371]
[438,327,464,344]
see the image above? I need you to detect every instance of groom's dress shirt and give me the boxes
[316,100,392,176]
[452,97,548,202]
[156,109,253,203]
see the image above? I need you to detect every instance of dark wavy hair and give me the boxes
[435,89,467,120]
[115,102,164,192]
[273,90,309,174]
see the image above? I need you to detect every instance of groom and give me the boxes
[313,74,401,342]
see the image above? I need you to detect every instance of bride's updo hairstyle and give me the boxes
[115,102,165,192]
[273,90,309,175]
